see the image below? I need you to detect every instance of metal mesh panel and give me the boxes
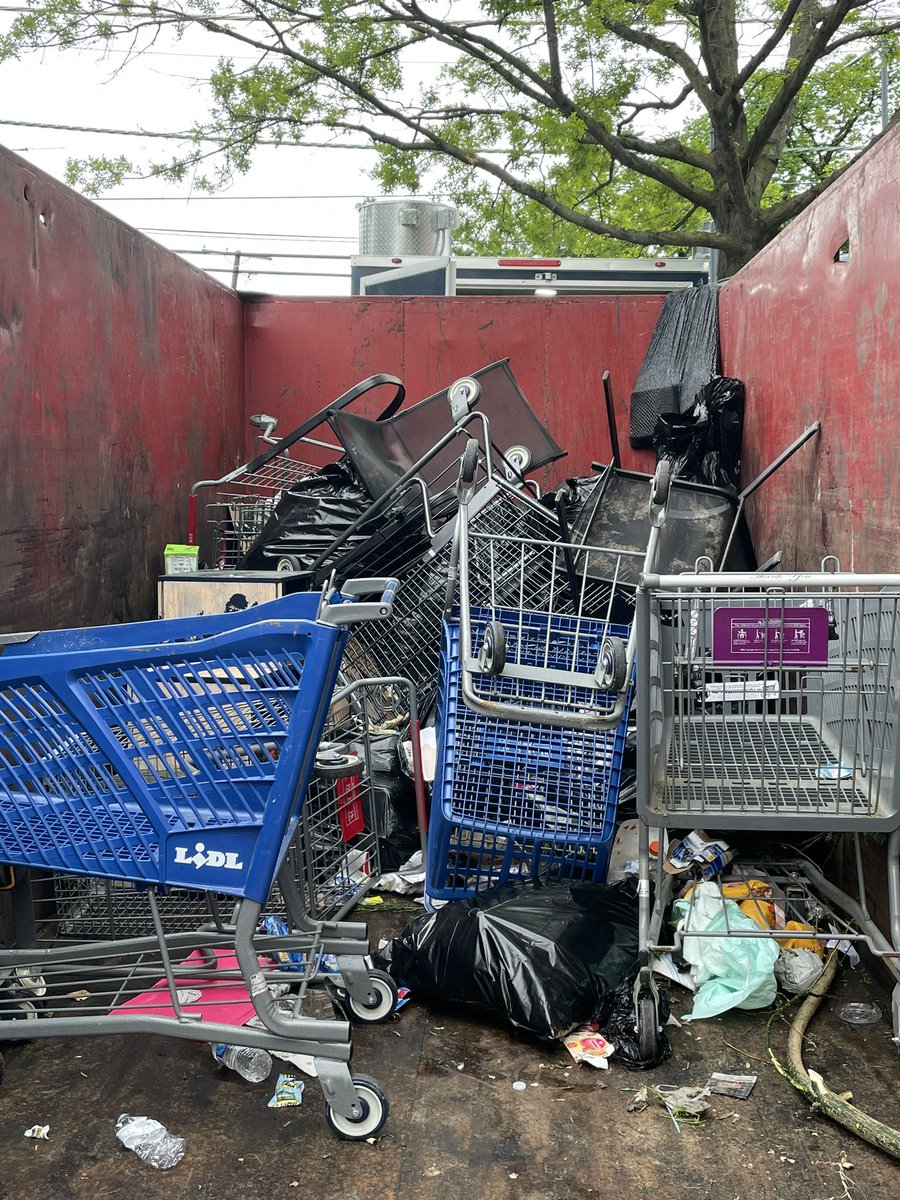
[341,485,577,723]
[206,457,318,569]
[426,620,625,900]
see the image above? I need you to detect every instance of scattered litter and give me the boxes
[175,988,202,1005]
[674,882,779,1019]
[781,921,825,957]
[267,1074,305,1108]
[374,850,426,895]
[665,830,733,880]
[456,1062,464,1071]
[360,895,384,908]
[774,948,824,995]
[826,925,861,967]
[626,1086,649,1113]
[652,953,696,991]
[835,1001,882,1027]
[24,1125,50,1140]
[705,1073,757,1100]
[115,1114,185,1169]
[653,1085,711,1129]
[512,1080,527,1091]
[395,987,412,1011]
[401,728,436,783]
[816,763,853,781]
[562,1023,615,1069]
[67,989,90,1003]
[509,1172,519,1179]
[423,1166,442,1178]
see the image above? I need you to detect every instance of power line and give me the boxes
[204,266,349,278]
[98,193,379,201]
[0,117,374,150]
[174,247,347,260]
[141,225,356,240]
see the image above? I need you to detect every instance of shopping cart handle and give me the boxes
[318,578,400,626]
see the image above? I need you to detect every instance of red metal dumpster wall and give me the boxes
[243,295,662,482]
[720,131,900,571]
[0,147,245,631]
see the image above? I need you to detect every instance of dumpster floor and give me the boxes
[1,900,898,1200]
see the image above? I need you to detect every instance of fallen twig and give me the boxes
[767,953,900,1161]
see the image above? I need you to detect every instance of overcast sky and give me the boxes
[0,26,391,295]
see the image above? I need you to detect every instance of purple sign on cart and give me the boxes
[712,606,830,666]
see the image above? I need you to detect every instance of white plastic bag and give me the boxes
[674,882,779,1020]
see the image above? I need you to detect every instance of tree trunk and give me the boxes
[710,198,769,277]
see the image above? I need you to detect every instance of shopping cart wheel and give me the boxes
[460,438,479,484]
[636,990,661,1062]
[276,555,302,572]
[448,376,482,418]
[597,636,627,692]
[325,1074,389,1140]
[0,998,43,1039]
[503,444,532,479]
[650,459,670,506]
[313,742,364,779]
[344,969,399,1024]
[477,621,507,676]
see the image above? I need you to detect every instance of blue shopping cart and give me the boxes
[0,581,401,1140]
[427,610,632,898]
[425,443,670,902]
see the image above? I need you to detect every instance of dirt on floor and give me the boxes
[1,899,898,1200]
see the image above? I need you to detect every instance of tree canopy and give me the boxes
[3,0,899,273]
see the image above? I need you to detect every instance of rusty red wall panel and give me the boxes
[720,131,900,571]
[0,147,245,630]
[243,295,662,484]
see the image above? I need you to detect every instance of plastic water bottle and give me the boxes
[115,1114,185,1170]
[210,1042,273,1083]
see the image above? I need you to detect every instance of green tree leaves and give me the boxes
[3,0,897,271]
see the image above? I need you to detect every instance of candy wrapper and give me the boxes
[267,1074,305,1108]
[562,1022,615,1069]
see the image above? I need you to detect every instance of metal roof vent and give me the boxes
[358,198,459,257]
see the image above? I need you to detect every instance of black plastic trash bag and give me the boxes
[375,878,639,1041]
[240,459,430,577]
[596,973,672,1070]
[630,285,721,449]
[652,376,745,492]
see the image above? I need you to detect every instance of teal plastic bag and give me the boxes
[673,882,779,1020]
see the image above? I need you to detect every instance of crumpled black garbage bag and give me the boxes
[375,878,639,1041]
[652,376,745,492]
[595,973,673,1070]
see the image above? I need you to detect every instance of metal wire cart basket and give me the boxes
[0,582,408,1140]
[631,565,900,1060]
[425,447,670,900]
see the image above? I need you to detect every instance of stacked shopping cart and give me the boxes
[425,442,670,900]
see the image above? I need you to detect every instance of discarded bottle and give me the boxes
[210,1042,273,1083]
[115,1114,185,1170]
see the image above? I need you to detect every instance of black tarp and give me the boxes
[630,285,721,449]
